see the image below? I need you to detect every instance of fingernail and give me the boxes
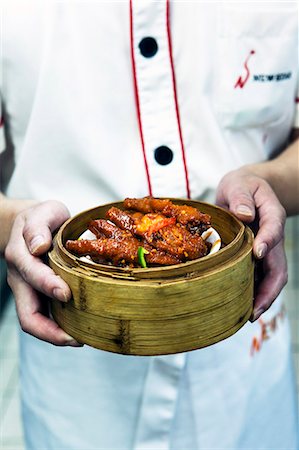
[256,243,267,259]
[236,205,253,217]
[29,235,45,254]
[66,337,84,347]
[250,308,264,322]
[53,287,70,302]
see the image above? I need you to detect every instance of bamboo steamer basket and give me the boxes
[48,199,254,356]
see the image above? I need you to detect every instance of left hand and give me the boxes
[216,168,287,321]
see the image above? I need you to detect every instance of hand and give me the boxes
[4,200,83,346]
[216,168,287,321]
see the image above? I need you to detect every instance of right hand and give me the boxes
[216,169,287,321]
[4,200,83,346]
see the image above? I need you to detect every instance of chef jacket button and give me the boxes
[154,146,173,165]
[139,37,158,58]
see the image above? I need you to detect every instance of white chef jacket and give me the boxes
[1,1,298,449]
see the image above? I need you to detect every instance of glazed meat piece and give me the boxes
[106,207,208,260]
[66,232,180,267]
[124,197,211,232]
[106,207,176,238]
[89,218,181,265]
[66,197,213,267]
[89,219,133,240]
[123,197,166,213]
[105,207,135,234]
[145,249,180,266]
[65,238,139,265]
[131,212,176,236]
[149,225,208,260]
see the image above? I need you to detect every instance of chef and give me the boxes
[0,1,298,449]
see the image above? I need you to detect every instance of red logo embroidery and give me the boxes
[234,50,255,89]
[250,304,286,357]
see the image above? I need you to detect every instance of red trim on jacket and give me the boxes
[166,0,191,199]
[129,0,153,196]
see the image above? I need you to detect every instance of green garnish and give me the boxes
[138,246,149,268]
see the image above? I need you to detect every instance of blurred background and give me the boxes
[0,216,298,449]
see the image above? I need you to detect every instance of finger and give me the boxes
[217,175,286,259]
[9,270,82,346]
[216,174,256,222]
[6,219,71,302]
[252,183,286,259]
[225,188,256,222]
[250,241,288,321]
[8,257,71,302]
[22,200,70,255]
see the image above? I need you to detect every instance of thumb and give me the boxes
[22,200,70,256]
[216,175,256,223]
[229,191,256,223]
